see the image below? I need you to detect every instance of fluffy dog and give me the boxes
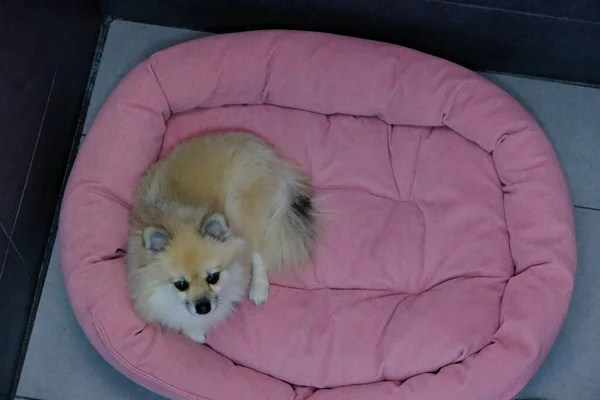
[125,132,318,343]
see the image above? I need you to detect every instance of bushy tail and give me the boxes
[264,167,319,269]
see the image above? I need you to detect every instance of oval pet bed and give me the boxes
[59,31,577,400]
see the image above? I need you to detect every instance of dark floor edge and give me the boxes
[574,205,600,212]
[427,0,600,25]
[479,69,600,90]
[109,15,203,32]
[9,18,111,398]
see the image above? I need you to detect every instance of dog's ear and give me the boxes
[200,212,231,242]
[142,226,171,252]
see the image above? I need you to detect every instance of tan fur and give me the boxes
[125,131,318,342]
[140,132,315,268]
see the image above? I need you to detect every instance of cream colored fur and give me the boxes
[125,132,318,342]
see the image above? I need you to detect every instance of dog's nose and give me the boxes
[195,299,211,315]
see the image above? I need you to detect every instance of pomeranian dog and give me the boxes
[125,132,318,343]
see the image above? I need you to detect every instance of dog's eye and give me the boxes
[206,272,220,285]
[174,280,189,291]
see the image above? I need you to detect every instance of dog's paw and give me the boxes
[184,330,206,344]
[249,280,269,306]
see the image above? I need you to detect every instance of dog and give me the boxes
[125,131,318,343]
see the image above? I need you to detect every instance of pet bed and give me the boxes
[59,30,577,400]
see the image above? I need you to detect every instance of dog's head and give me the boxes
[128,211,249,318]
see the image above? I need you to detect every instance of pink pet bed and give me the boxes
[59,31,577,400]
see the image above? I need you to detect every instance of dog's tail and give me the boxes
[264,166,319,269]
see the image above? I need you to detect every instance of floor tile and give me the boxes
[0,56,54,230]
[0,0,79,231]
[0,0,72,63]
[516,207,600,399]
[484,72,600,210]
[16,242,166,400]
[9,1,101,275]
[0,246,36,396]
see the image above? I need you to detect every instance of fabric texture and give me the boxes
[59,30,576,400]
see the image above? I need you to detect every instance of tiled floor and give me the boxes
[16,20,600,400]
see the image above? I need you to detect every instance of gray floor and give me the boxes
[16,20,600,400]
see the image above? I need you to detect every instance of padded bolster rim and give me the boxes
[60,30,576,400]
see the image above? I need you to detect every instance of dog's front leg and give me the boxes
[249,251,269,305]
